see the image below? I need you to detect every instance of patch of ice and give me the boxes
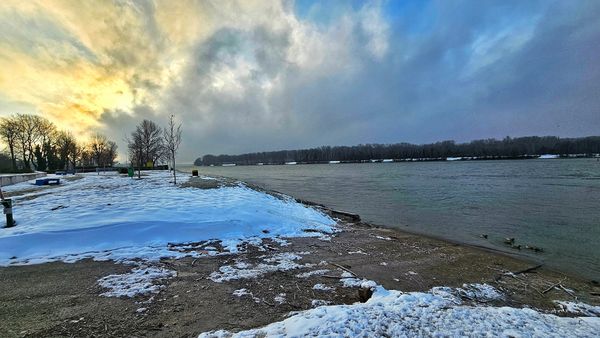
[97,267,176,298]
[199,285,600,337]
[555,301,600,317]
[313,284,335,291]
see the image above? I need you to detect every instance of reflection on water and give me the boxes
[180,159,600,280]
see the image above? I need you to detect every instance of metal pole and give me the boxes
[0,184,13,228]
[2,198,14,228]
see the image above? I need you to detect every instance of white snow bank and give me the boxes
[539,154,560,159]
[199,284,600,337]
[0,171,335,265]
[97,266,176,298]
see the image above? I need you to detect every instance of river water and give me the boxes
[180,159,600,280]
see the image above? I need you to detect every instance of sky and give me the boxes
[0,0,599,162]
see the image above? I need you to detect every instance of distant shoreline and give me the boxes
[192,154,599,167]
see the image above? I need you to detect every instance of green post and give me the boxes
[128,167,134,178]
[2,198,14,228]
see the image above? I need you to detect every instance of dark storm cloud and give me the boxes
[103,1,600,162]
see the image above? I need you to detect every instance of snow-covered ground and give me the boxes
[0,171,335,266]
[200,283,600,337]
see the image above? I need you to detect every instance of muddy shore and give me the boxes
[0,176,599,337]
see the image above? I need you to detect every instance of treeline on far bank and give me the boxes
[195,136,600,166]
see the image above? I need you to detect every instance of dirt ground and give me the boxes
[1,214,599,338]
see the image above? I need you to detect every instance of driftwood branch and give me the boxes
[262,299,275,307]
[558,284,576,298]
[514,264,543,275]
[321,275,344,279]
[495,264,542,282]
[542,278,566,294]
[331,263,358,277]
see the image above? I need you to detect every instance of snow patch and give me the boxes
[539,154,560,159]
[555,301,600,317]
[209,252,311,282]
[313,284,335,291]
[97,267,176,298]
[199,285,600,337]
[370,234,392,241]
[274,293,286,304]
[232,288,261,303]
[311,299,332,307]
[271,237,290,247]
[295,269,330,278]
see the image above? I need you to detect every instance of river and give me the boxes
[180,159,600,280]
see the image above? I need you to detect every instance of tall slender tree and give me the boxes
[163,115,182,184]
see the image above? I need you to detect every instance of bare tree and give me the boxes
[0,115,19,170]
[12,114,56,170]
[55,131,77,170]
[89,133,108,169]
[128,119,164,174]
[105,140,118,167]
[141,120,164,167]
[126,132,144,178]
[163,114,182,184]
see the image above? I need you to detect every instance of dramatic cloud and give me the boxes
[1,0,599,161]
